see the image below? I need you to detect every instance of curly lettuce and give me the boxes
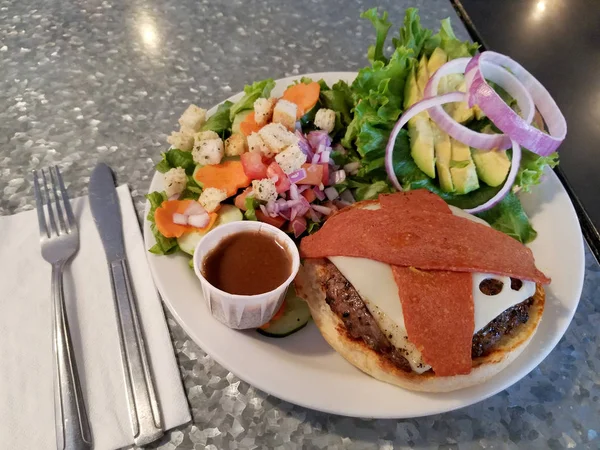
[146,191,179,255]
[341,8,545,243]
[229,78,275,119]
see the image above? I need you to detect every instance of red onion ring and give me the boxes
[465,51,566,156]
[424,57,535,151]
[385,92,522,213]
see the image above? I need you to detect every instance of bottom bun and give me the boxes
[295,259,545,393]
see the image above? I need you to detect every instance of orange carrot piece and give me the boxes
[154,200,218,238]
[282,82,321,118]
[259,300,287,329]
[193,160,252,197]
[235,187,253,211]
[240,111,263,136]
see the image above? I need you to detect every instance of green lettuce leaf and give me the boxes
[145,191,179,255]
[307,220,321,234]
[229,79,276,119]
[424,18,479,59]
[475,192,538,243]
[200,101,233,136]
[516,149,559,193]
[179,175,202,200]
[361,8,392,64]
[244,195,259,221]
[348,179,393,201]
[319,80,354,127]
[392,7,432,57]
[155,149,195,175]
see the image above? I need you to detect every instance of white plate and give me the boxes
[143,72,585,418]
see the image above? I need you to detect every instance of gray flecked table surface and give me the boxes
[1,0,599,448]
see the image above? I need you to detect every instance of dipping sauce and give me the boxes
[202,231,292,295]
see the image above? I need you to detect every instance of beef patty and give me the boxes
[320,260,533,373]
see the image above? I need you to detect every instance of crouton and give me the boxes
[163,167,187,198]
[252,178,278,203]
[225,133,247,156]
[192,138,224,165]
[272,99,298,131]
[199,187,227,213]
[194,130,220,142]
[254,97,277,126]
[274,143,307,174]
[258,123,299,157]
[314,108,336,133]
[178,105,207,132]
[167,130,194,151]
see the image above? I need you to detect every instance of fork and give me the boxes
[33,167,93,450]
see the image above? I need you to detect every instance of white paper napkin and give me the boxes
[0,185,190,450]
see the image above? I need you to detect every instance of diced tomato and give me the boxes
[235,187,253,211]
[241,152,268,180]
[297,163,324,185]
[319,163,330,186]
[256,210,287,228]
[266,162,291,193]
[301,189,316,203]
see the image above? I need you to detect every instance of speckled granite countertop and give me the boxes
[1,0,598,448]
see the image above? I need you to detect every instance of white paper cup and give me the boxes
[193,221,300,329]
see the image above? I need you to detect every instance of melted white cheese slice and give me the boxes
[327,203,536,373]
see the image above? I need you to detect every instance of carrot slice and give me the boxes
[235,187,253,211]
[193,160,252,197]
[282,82,321,118]
[240,111,263,136]
[259,300,287,330]
[154,200,218,238]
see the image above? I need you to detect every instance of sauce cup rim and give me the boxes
[193,221,301,300]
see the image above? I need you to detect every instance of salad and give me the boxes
[146,8,564,335]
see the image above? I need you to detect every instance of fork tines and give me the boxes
[33,166,76,238]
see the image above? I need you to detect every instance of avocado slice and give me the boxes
[449,138,479,194]
[439,75,475,124]
[427,47,448,76]
[416,55,430,96]
[431,123,454,192]
[404,61,436,178]
[231,110,252,135]
[403,65,421,109]
[409,116,436,178]
[471,148,511,187]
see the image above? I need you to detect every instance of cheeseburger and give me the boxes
[295,190,548,392]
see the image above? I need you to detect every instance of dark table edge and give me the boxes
[450,0,600,265]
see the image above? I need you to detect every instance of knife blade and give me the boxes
[89,163,125,262]
[89,163,164,446]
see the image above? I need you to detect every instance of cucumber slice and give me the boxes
[232,110,252,135]
[177,204,243,255]
[257,287,311,338]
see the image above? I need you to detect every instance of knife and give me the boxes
[89,163,164,446]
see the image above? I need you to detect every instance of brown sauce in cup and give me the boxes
[202,231,292,295]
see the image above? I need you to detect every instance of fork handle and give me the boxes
[109,257,163,446]
[52,264,93,450]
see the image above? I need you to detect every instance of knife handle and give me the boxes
[109,258,164,446]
